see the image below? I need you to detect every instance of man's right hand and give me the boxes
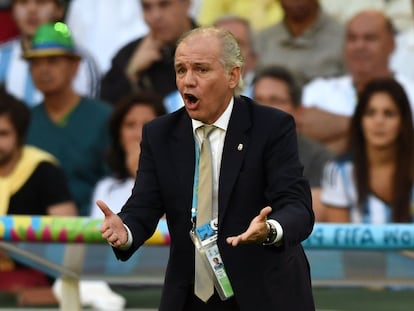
[97,200,128,248]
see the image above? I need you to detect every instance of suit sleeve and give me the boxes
[113,123,165,261]
[265,114,314,247]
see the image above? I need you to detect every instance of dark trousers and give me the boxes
[183,288,239,311]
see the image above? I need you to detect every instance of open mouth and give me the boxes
[184,93,199,106]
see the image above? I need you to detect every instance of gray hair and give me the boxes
[176,26,244,94]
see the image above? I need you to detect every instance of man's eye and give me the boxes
[176,68,185,74]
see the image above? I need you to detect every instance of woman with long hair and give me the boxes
[321,77,414,223]
[90,91,166,216]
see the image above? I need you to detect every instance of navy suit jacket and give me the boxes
[115,96,315,310]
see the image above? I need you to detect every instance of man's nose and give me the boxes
[352,38,367,50]
[183,70,196,86]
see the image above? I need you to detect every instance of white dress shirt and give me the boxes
[192,98,234,219]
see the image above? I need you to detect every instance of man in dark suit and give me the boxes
[98,27,315,311]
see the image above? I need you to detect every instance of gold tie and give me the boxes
[194,125,215,302]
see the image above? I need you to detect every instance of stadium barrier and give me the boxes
[1,216,414,310]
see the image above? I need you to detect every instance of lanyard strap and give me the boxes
[191,141,201,230]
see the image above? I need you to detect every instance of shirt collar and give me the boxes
[192,97,234,134]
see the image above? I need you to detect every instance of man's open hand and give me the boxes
[226,206,272,247]
[97,200,128,248]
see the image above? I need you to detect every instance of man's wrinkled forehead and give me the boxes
[178,30,220,48]
[175,45,218,64]
[176,34,219,55]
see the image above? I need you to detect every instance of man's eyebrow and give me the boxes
[193,62,209,66]
[175,61,210,67]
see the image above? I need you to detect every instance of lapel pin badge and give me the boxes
[237,143,243,151]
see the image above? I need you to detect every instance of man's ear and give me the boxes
[228,66,242,89]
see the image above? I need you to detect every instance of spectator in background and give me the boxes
[320,0,413,33]
[25,22,111,216]
[197,0,283,31]
[0,0,19,43]
[321,78,414,223]
[254,0,345,88]
[0,86,77,216]
[253,65,333,221]
[100,0,197,107]
[0,86,76,293]
[214,15,257,97]
[90,91,166,217]
[302,10,414,155]
[65,0,202,76]
[0,0,100,107]
[65,0,149,76]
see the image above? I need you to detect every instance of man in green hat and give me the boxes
[22,21,79,59]
[0,0,99,107]
[25,22,112,217]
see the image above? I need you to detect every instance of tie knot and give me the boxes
[202,125,216,139]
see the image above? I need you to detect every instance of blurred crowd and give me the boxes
[0,0,413,308]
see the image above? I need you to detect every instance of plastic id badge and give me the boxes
[195,219,218,246]
[204,244,234,300]
[190,218,234,300]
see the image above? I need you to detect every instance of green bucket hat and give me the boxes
[23,22,80,60]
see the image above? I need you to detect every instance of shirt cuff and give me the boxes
[118,224,133,250]
[267,219,284,246]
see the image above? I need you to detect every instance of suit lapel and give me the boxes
[219,98,252,223]
[169,111,196,204]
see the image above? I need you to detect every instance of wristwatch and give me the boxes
[263,220,278,245]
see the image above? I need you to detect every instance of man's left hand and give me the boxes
[226,206,272,246]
